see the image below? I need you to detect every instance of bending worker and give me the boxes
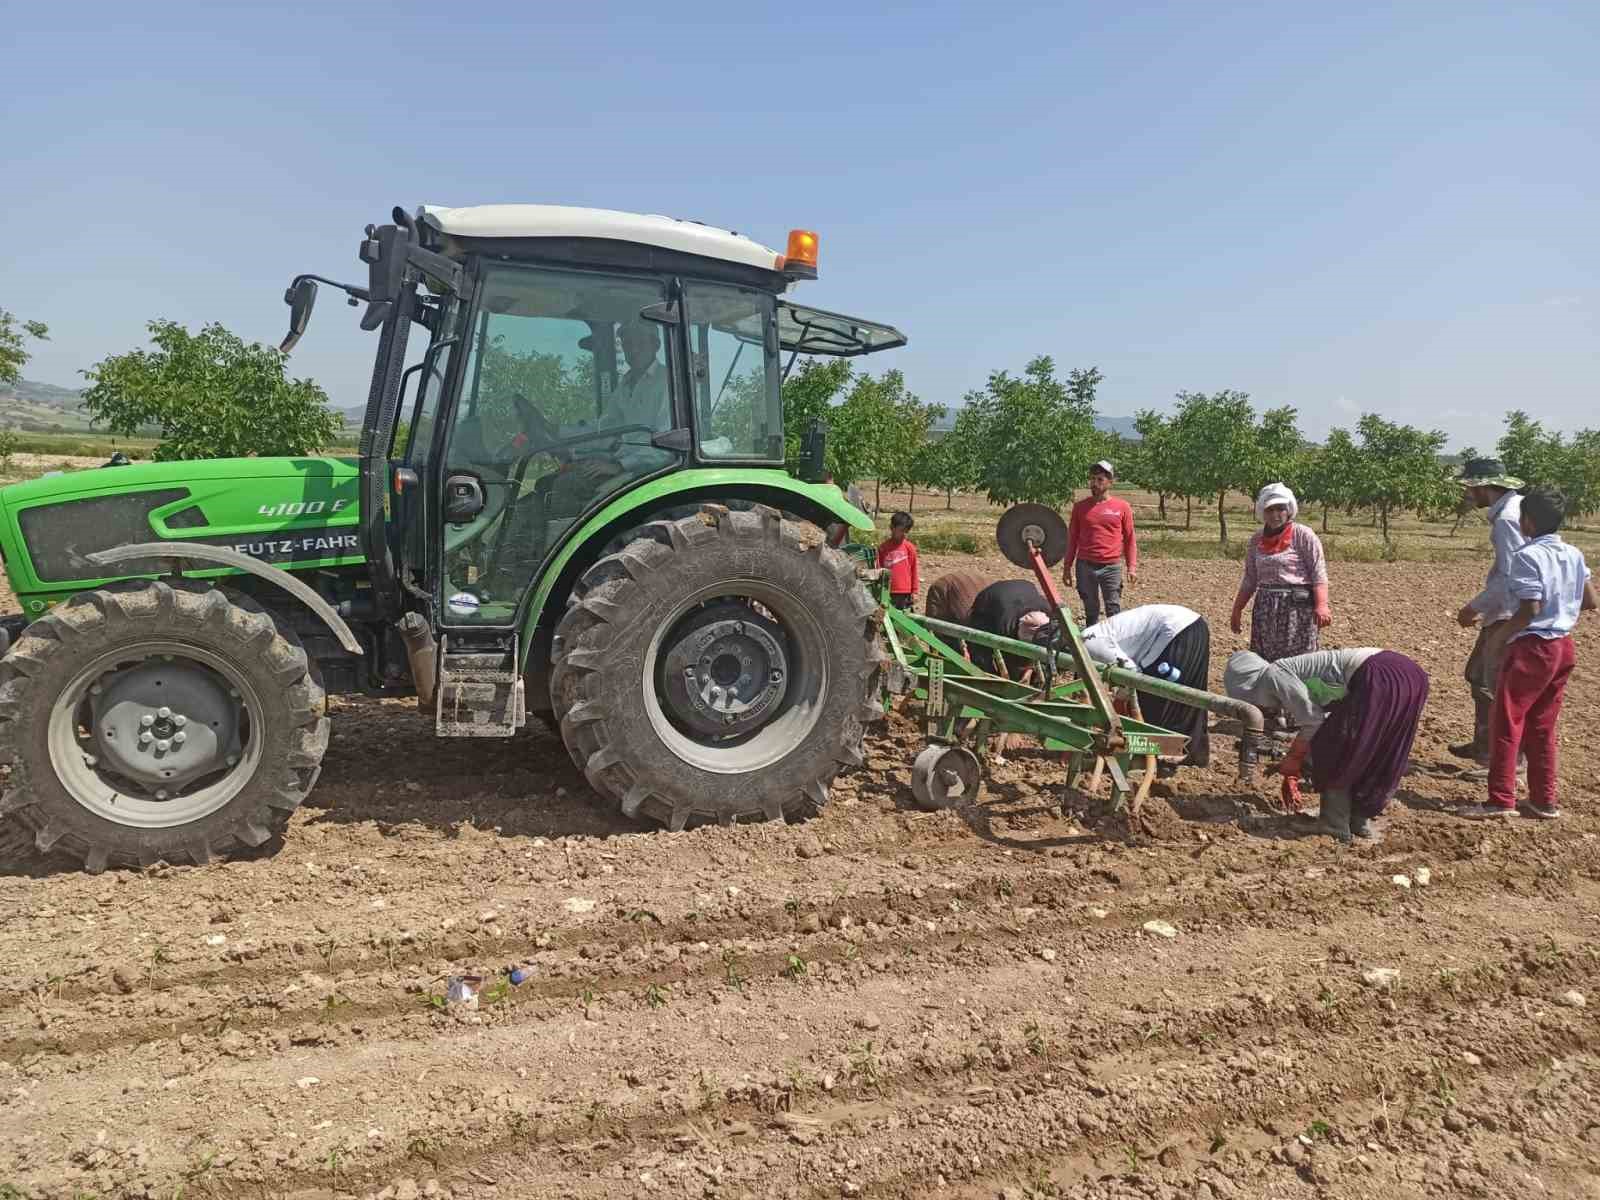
[966,578,1052,680]
[1224,648,1429,842]
[1081,604,1212,767]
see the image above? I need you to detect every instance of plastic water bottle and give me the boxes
[1155,663,1182,684]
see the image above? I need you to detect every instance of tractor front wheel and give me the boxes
[551,506,884,829]
[0,581,328,872]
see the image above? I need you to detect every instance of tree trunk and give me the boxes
[874,478,882,511]
[1371,509,1379,529]
[907,483,916,513]
[945,486,954,510]
[1451,508,1466,537]
[1185,495,1192,530]
[1217,490,1228,545]
[1322,504,1330,533]
[1158,492,1167,521]
[1380,504,1390,545]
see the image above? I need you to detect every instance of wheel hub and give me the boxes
[90,660,241,791]
[659,603,790,738]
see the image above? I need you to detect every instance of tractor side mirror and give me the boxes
[280,277,318,353]
[442,473,486,524]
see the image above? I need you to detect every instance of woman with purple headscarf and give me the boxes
[1224,648,1429,841]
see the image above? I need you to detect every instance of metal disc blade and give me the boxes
[996,504,1069,569]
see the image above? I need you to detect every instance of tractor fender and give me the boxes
[85,543,365,656]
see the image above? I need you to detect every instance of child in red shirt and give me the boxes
[878,511,919,610]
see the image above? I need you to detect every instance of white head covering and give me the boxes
[1255,483,1298,524]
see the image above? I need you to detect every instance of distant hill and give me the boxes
[0,377,96,433]
[1,378,357,438]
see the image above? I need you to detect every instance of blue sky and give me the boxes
[4,1,1595,450]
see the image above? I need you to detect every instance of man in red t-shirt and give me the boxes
[1062,460,1138,625]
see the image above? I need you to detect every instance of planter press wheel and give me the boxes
[910,745,982,811]
[996,504,1069,570]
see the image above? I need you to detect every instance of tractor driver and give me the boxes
[565,319,672,487]
[544,319,674,514]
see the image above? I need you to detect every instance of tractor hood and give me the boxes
[0,456,363,610]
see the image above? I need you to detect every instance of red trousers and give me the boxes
[1488,634,1576,810]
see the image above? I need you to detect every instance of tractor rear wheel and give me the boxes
[550,505,884,829]
[0,581,328,872]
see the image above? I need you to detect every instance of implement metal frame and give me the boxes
[866,530,1263,812]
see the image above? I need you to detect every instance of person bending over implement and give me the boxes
[1224,648,1428,842]
[1082,604,1212,767]
[967,579,1052,681]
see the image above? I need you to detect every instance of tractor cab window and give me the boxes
[439,265,679,624]
[685,283,781,461]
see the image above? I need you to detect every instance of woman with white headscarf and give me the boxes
[1230,483,1331,663]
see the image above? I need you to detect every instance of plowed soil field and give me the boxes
[3,555,1598,1200]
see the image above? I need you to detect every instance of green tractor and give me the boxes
[0,204,905,872]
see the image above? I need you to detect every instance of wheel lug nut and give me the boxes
[155,790,168,800]
[139,732,153,745]
[173,714,187,727]
[157,706,171,719]
[173,731,187,745]
[155,739,171,752]
[140,714,155,727]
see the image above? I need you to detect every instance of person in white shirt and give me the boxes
[1451,459,1526,767]
[1459,487,1597,820]
[572,320,672,486]
[1081,604,1211,766]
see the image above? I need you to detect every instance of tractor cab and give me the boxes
[288,206,902,631]
[285,204,905,734]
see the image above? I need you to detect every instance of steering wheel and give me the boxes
[504,392,563,461]
[478,423,660,584]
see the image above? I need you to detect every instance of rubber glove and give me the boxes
[1280,775,1304,810]
[1275,737,1311,810]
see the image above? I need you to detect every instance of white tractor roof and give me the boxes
[419,204,785,272]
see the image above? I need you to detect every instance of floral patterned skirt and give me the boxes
[1250,586,1319,662]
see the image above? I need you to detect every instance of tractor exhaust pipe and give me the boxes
[397,612,438,708]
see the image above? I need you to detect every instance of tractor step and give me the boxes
[435,634,526,737]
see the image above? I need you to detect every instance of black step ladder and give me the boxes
[435,634,526,737]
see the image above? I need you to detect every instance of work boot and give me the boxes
[1449,698,1492,762]
[1317,790,1352,843]
[1350,813,1377,840]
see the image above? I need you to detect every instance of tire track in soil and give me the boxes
[267,915,1599,1198]
[12,875,1591,1199]
[7,838,1594,1066]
